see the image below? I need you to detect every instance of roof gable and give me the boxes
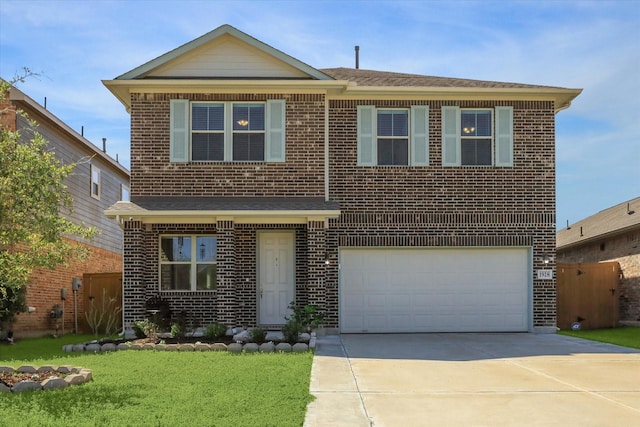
[117,25,332,81]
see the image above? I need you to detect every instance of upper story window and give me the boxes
[90,165,101,199]
[120,184,130,202]
[357,105,429,166]
[442,106,513,167]
[159,235,217,291]
[170,99,285,163]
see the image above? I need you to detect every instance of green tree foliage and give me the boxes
[0,72,97,324]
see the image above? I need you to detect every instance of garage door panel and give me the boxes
[340,248,530,333]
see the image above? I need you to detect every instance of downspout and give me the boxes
[324,96,329,201]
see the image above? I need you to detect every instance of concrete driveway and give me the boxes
[304,333,640,427]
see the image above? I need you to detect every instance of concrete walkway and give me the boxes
[304,333,640,427]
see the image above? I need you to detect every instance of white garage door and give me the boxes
[340,248,530,333]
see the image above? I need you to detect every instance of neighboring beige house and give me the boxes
[1,83,130,337]
[104,24,581,335]
[557,197,640,322]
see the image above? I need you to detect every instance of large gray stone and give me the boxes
[116,343,130,350]
[0,366,14,373]
[259,342,275,353]
[164,344,179,351]
[17,365,37,373]
[232,330,251,343]
[62,344,74,352]
[265,331,284,342]
[0,383,10,392]
[12,380,41,392]
[292,343,309,352]
[227,343,243,353]
[72,344,85,352]
[37,366,57,373]
[178,344,195,351]
[275,343,292,352]
[85,343,101,352]
[57,366,74,374]
[243,343,259,353]
[299,333,311,342]
[42,377,68,390]
[100,343,117,352]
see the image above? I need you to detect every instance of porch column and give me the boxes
[307,220,327,310]
[216,219,237,327]
[122,220,146,333]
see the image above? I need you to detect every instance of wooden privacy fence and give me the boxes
[556,262,621,330]
[81,272,123,334]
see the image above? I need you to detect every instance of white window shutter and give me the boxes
[266,99,286,162]
[170,99,189,163]
[411,105,429,166]
[495,106,514,167]
[441,106,460,166]
[357,105,376,166]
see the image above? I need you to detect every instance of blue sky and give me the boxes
[1,0,638,228]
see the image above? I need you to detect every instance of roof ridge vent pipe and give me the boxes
[102,137,107,153]
[355,45,360,69]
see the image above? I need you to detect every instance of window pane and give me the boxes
[233,104,265,131]
[377,110,408,137]
[377,138,408,165]
[461,139,492,165]
[160,264,191,290]
[196,237,216,262]
[461,110,492,137]
[192,133,224,161]
[196,264,217,290]
[233,134,265,161]
[192,103,224,131]
[160,237,191,262]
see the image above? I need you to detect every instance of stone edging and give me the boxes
[0,365,92,393]
[63,338,315,354]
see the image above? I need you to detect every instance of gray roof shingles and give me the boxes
[110,196,340,212]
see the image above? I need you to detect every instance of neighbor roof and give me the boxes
[557,196,640,250]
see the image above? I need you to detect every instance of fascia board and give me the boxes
[335,86,583,113]
[104,209,342,223]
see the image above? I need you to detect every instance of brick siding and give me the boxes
[12,239,122,337]
[121,93,558,331]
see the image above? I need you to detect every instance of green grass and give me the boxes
[0,336,314,427]
[558,326,640,350]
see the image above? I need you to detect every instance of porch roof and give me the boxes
[105,196,341,225]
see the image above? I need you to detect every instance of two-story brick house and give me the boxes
[2,83,130,337]
[105,25,580,334]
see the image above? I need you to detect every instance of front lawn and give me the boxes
[558,326,640,350]
[0,335,314,427]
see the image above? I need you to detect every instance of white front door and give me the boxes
[258,231,295,325]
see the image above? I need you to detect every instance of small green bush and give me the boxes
[134,319,160,339]
[204,322,228,340]
[282,319,302,344]
[170,322,184,339]
[250,327,267,344]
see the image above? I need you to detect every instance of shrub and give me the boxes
[250,327,267,344]
[282,319,302,344]
[170,322,184,339]
[204,322,228,340]
[285,302,325,332]
[134,319,160,340]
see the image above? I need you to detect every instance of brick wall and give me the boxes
[122,94,558,331]
[12,239,122,337]
[327,99,557,330]
[557,230,640,321]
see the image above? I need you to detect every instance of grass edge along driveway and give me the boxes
[558,326,640,350]
[0,335,314,427]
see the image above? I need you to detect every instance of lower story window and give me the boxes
[159,235,217,291]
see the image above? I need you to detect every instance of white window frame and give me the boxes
[357,105,429,166]
[90,164,101,200]
[120,184,130,202]
[169,99,285,163]
[460,108,494,166]
[442,106,513,167]
[159,235,217,292]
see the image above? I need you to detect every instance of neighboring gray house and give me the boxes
[2,83,130,336]
[557,197,640,322]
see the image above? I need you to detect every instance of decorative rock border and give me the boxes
[63,340,313,353]
[0,365,92,393]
